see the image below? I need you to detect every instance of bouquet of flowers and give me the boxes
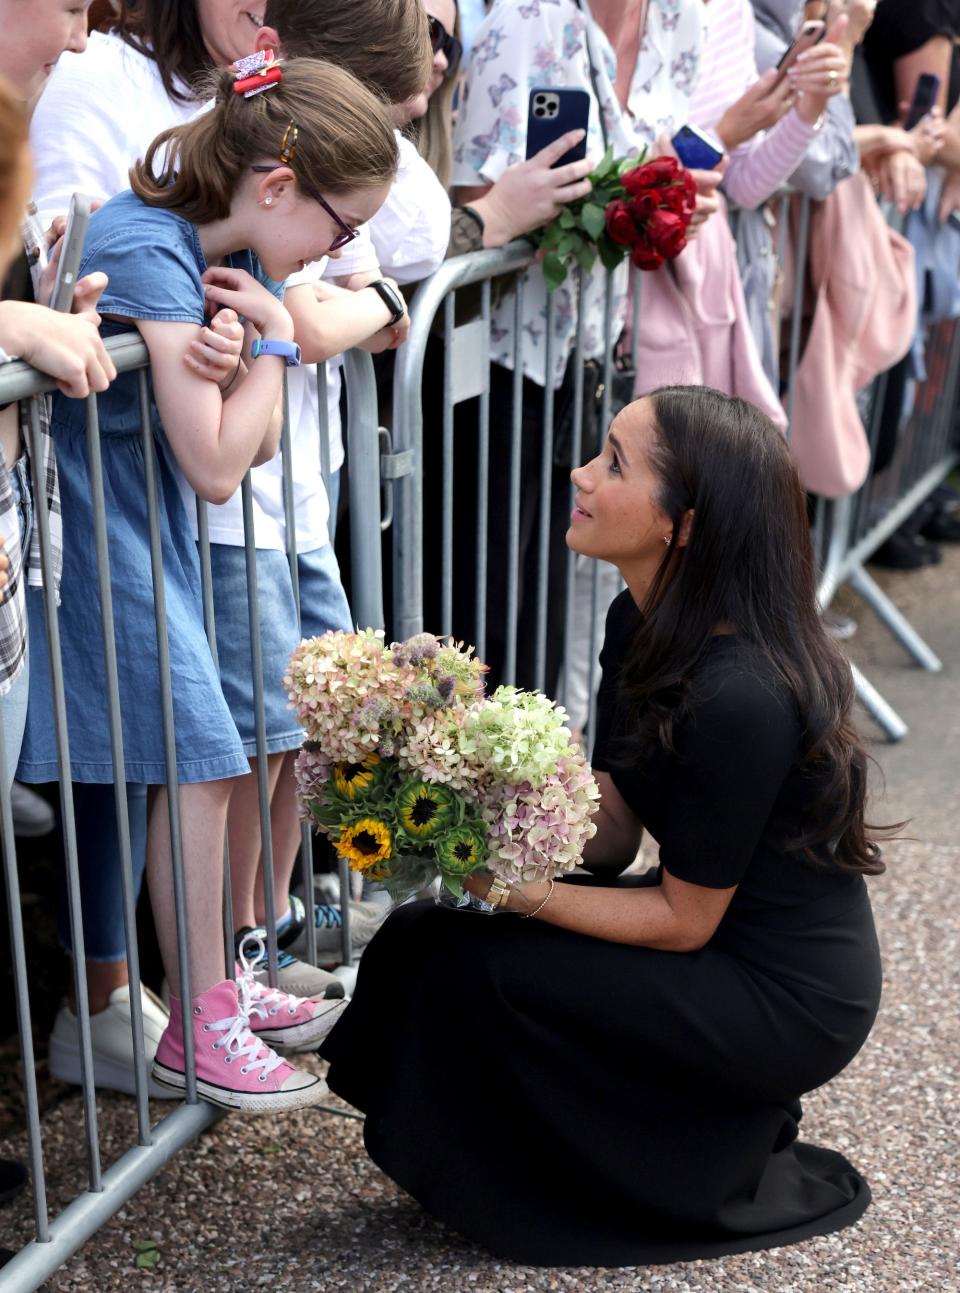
[537,146,697,291]
[285,630,600,906]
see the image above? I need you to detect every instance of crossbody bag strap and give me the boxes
[574,0,649,152]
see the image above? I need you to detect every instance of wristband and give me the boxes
[250,338,301,367]
[368,278,406,327]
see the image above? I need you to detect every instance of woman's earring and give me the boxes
[264,196,273,207]
[663,535,671,547]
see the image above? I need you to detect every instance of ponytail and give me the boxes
[131,59,398,224]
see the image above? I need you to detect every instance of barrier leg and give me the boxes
[850,661,908,742]
[847,565,943,672]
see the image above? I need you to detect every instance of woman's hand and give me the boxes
[715,70,796,152]
[200,266,294,340]
[461,870,549,915]
[184,308,245,389]
[787,14,851,123]
[654,133,726,239]
[903,106,946,166]
[864,147,927,214]
[0,299,116,398]
[469,130,594,246]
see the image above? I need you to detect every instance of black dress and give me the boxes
[320,592,883,1266]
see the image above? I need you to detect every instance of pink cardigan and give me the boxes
[631,195,788,431]
[788,172,916,497]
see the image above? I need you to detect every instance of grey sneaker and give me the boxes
[232,926,346,1000]
[288,898,388,966]
[10,782,55,837]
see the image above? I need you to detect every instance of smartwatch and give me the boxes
[368,278,406,327]
[250,338,302,367]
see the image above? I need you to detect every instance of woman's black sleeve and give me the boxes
[656,667,801,890]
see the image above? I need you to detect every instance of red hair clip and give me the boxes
[232,49,282,98]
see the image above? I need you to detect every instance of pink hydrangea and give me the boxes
[284,629,416,762]
[481,753,600,882]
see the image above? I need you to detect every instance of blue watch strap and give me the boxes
[250,338,302,367]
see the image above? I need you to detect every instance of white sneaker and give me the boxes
[48,983,179,1100]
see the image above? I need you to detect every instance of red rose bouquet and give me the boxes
[537,147,698,290]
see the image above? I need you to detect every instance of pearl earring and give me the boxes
[264,196,273,207]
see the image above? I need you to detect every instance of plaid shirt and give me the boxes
[0,206,63,696]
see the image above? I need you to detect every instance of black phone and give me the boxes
[526,87,590,169]
[49,193,91,313]
[904,73,941,131]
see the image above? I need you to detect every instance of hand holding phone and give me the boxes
[670,124,725,172]
[526,87,591,169]
[49,193,91,313]
[772,19,825,86]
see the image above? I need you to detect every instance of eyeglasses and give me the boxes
[429,15,462,78]
[251,165,359,252]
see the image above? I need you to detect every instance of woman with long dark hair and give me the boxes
[321,386,885,1265]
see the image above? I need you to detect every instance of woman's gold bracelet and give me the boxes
[521,878,555,919]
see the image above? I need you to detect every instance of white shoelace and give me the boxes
[237,933,303,1020]
[202,964,286,1079]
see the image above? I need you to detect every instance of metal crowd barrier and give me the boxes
[2,191,958,1290]
[0,335,382,1292]
[393,205,959,745]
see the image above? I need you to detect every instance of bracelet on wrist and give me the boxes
[521,878,555,919]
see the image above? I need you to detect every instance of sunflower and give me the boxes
[396,780,456,841]
[332,753,384,801]
[438,824,487,875]
[335,817,393,872]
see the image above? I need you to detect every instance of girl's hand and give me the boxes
[471,130,594,246]
[715,69,796,151]
[184,308,245,388]
[200,266,294,340]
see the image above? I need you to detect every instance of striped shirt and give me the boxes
[690,0,821,209]
[0,209,62,696]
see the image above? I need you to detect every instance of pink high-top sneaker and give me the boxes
[151,979,326,1113]
[237,933,348,1054]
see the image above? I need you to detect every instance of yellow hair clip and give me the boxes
[280,122,299,165]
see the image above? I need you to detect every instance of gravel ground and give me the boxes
[1,549,958,1293]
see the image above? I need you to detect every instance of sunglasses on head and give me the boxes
[250,165,358,252]
[429,15,462,78]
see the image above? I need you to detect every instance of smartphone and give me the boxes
[526,87,590,169]
[671,124,724,171]
[773,19,826,85]
[904,72,941,131]
[49,192,91,313]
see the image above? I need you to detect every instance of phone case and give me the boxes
[904,73,941,131]
[526,87,590,169]
[50,193,91,313]
[671,125,724,172]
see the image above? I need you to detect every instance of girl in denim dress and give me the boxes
[19,58,398,1110]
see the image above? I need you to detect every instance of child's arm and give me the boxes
[284,278,407,364]
[137,269,292,505]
